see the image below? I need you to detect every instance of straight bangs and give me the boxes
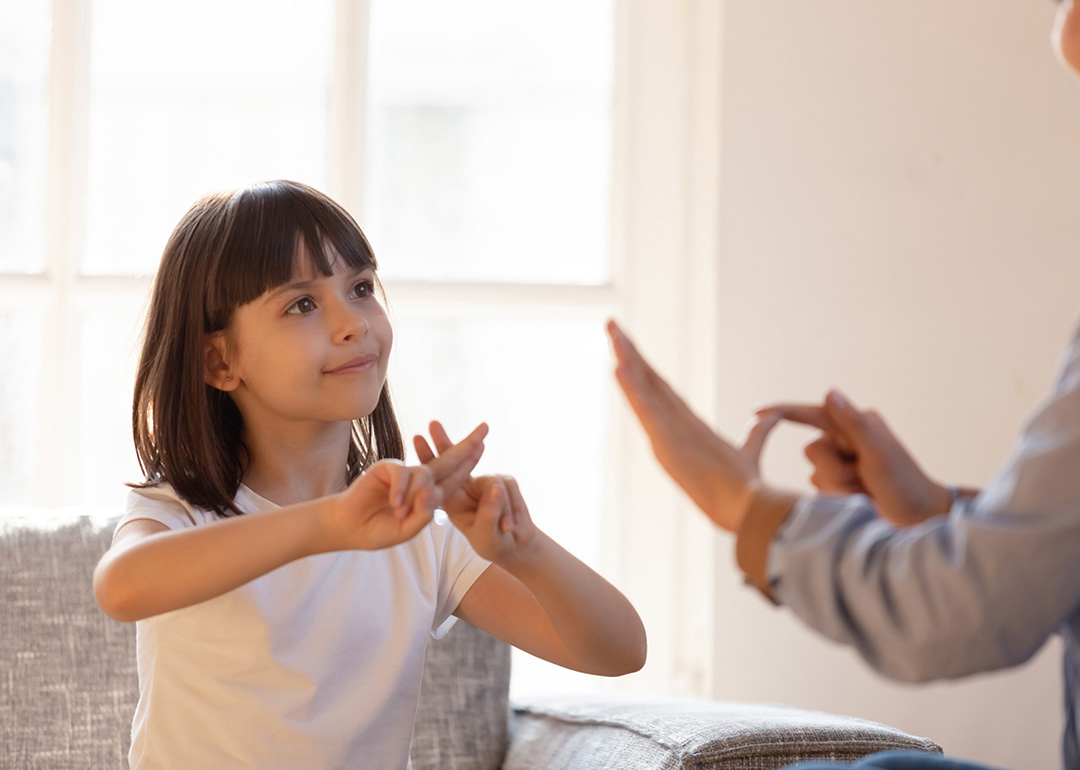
[133,180,402,517]
[205,180,378,333]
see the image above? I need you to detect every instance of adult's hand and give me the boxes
[758,390,964,527]
[606,320,779,532]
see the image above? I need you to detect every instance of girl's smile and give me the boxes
[325,354,380,375]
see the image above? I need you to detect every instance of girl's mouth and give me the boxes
[325,354,378,374]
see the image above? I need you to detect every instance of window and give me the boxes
[0,0,723,701]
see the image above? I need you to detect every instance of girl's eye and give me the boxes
[285,297,317,315]
[350,280,374,300]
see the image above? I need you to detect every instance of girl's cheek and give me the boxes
[376,312,393,354]
[1055,2,1080,73]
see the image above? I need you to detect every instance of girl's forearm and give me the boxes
[502,533,647,676]
[94,501,330,622]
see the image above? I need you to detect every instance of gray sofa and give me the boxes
[1,511,942,769]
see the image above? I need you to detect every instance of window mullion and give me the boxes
[607,0,723,700]
[42,0,92,505]
[327,0,372,218]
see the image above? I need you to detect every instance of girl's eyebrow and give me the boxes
[263,266,373,304]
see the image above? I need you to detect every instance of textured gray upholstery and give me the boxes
[1,511,940,770]
[506,696,941,770]
[1,513,136,770]
[412,621,510,770]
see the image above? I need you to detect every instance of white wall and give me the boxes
[709,2,1080,768]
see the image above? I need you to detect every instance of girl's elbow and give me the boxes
[600,630,648,676]
[624,643,648,674]
[597,649,646,677]
[627,631,648,673]
[93,562,142,623]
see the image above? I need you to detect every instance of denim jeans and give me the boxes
[784,751,1009,770]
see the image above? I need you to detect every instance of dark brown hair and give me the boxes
[132,180,404,516]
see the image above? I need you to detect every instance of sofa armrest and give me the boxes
[505,694,940,770]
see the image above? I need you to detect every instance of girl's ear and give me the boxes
[204,333,237,391]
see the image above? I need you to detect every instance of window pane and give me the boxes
[82,0,334,276]
[0,0,50,274]
[0,311,42,504]
[387,308,610,695]
[366,0,614,285]
[78,304,144,506]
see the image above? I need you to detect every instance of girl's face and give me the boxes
[214,242,392,430]
[1054,0,1080,75]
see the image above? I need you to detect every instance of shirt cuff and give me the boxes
[735,488,801,603]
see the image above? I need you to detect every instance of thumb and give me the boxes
[823,390,866,454]
[740,409,783,467]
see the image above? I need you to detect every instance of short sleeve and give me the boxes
[115,485,211,540]
[428,512,491,639]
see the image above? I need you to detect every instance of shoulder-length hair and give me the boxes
[132,180,404,516]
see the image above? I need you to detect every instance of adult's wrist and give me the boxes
[734,486,800,602]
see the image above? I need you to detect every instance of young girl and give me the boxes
[93,180,646,769]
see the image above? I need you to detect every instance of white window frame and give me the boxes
[5,0,726,700]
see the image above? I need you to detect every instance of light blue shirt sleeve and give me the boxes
[767,320,1080,683]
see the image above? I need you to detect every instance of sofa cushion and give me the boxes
[0,512,137,770]
[411,620,511,770]
[505,694,941,770]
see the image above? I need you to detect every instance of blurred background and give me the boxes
[2,2,1080,767]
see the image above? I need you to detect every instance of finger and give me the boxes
[387,464,409,514]
[608,321,677,410]
[859,409,903,460]
[403,465,435,515]
[502,476,529,532]
[608,321,682,419]
[398,487,437,538]
[606,319,641,368]
[437,443,485,500]
[821,390,868,453]
[429,420,454,454]
[476,478,507,531]
[809,468,866,495]
[804,437,861,493]
[758,401,856,455]
[426,425,488,482]
[615,334,683,414]
[413,434,437,464]
[755,403,835,433]
[740,410,783,466]
[614,360,692,442]
[411,483,437,518]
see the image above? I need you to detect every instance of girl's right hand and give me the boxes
[322,424,488,551]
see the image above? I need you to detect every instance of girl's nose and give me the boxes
[335,303,369,343]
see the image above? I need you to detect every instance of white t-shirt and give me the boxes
[117,483,490,770]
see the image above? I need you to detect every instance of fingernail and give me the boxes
[829,390,849,409]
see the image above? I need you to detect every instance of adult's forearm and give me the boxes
[769,493,1080,682]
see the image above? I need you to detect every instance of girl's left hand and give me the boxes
[414,423,539,565]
